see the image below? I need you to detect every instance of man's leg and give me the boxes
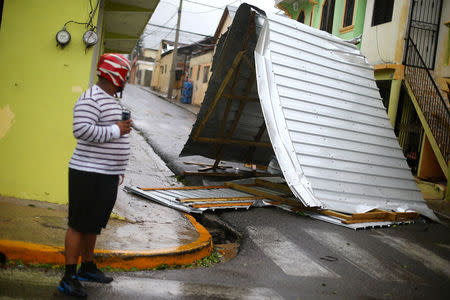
[80,233,97,262]
[77,233,113,283]
[65,227,83,264]
[58,227,87,297]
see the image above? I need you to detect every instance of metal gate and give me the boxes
[404,0,443,69]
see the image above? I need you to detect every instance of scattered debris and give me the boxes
[125,177,422,229]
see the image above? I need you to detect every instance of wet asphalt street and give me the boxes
[1,84,450,299]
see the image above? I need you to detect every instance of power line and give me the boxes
[144,23,210,37]
[184,0,223,9]
[143,10,178,37]
[147,25,177,49]
[161,0,240,14]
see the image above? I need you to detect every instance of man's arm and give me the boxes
[72,98,131,143]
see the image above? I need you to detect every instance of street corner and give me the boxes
[0,211,212,271]
[89,213,213,270]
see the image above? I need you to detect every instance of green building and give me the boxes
[0,0,159,204]
[276,0,450,200]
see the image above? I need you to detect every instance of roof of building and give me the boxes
[180,4,436,221]
[213,5,239,41]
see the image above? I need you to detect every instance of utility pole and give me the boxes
[167,0,183,100]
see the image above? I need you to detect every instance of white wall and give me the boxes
[360,0,411,65]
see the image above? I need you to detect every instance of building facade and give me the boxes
[0,0,159,203]
[188,50,214,106]
[276,0,449,198]
[150,40,187,98]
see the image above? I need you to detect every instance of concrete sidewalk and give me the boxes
[138,86,200,116]
[0,130,212,270]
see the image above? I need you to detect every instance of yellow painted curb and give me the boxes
[0,213,212,270]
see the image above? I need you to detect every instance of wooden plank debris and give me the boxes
[127,177,421,228]
[179,196,266,203]
[319,208,420,224]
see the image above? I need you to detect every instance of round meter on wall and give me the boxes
[56,29,71,47]
[83,30,98,47]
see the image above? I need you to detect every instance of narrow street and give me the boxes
[2,0,450,299]
[1,84,449,299]
[120,84,450,299]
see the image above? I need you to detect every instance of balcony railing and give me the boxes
[404,36,450,162]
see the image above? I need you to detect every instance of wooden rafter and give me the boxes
[225,182,304,208]
[213,57,245,157]
[192,50,247,141]
[213,62,257,168]
[245,121,267,162]
[179,196,266,203]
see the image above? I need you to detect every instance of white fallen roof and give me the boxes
[254,13,436,220]
[181,4,437,221]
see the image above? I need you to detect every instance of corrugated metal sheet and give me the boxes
[180,4,437,221]
[124,185,274,213]
[254,13,436,220]
[180,4,273,165]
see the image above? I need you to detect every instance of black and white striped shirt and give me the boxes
[69,85,129,175]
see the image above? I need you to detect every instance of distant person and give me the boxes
[58,54,132,298]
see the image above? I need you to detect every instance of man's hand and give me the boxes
[116,119,132,135]
[119,174,125,185]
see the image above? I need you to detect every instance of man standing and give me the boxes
[58,54,132,297]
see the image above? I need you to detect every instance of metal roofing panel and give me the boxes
[254,13,437,220]
[180,4,436,220]
[124,185,273,213]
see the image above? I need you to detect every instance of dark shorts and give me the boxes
[68,168,119,234]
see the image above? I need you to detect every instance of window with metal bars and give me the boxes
[372,0,394,26]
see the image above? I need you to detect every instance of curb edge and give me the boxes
[0,213,212,270]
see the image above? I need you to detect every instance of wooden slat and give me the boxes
[213,58,257,169]
[179,196,265,203]
[320,209,421,223]
[320,210,353,220]
[139,184,256,191]
[242,53,256,72]
[214,61,242,159]
[350,211,390,220]
[372,209,420,221]
[192,50,246,141]
[140,185,229,191]
[225,182,304,207]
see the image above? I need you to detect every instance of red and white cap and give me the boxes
[97,53,131,88]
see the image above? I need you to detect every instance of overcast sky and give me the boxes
[142,0,284,49]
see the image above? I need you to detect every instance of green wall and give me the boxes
[0,0,99,203]
[278,0,367,44]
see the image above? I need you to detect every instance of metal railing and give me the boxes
[404,36,450,162]
[404,0,442,70]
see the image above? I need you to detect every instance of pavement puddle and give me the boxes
[106,277,283,299]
